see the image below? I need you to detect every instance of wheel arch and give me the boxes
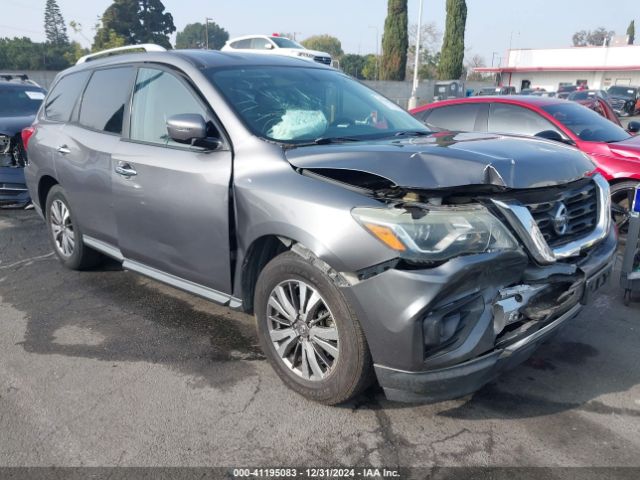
[237,233,352,315]
[37,175,59,211]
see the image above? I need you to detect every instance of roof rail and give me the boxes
[76,44,167,65]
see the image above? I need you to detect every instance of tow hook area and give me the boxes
[492,279,584,336]
[492,285,546,335]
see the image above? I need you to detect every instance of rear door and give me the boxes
[112,66,234,294]
[59,66,135,245]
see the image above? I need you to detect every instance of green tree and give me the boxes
[44,0,69,46]
[362,54,380,80]
[93,0,175,51]
[176,21,229,50]
[438,0,467,80]
[341,54,366,79]
[92,29,126,52]
[301,35,344,59]
[380,0,408,80]
[0,38,44,69]
[418,51,440,79]
[63,40,90,64]
[627,20,635,45]
[136,0,175,47]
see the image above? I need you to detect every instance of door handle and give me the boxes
[114,162,137,177]
[57,145,70,155]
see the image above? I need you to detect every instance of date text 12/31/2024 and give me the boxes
[232,468,401,478]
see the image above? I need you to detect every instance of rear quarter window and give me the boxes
[79,67,135,134]
[44,71,90,122]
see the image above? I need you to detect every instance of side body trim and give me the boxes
[83,235,242,308]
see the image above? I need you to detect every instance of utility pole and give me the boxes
[205,17,213,49]
[408,0,424,110]
[491,51,499,68]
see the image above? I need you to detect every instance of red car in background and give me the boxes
[410,96,640,232]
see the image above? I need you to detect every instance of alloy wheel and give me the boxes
[266,280,339,381]
[50,199,75,257]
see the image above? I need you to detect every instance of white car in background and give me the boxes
[221,35,333,66]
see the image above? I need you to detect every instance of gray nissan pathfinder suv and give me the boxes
[23,45,617,404]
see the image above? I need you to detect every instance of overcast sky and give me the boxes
[1,0,639,65]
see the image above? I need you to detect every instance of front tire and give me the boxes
[611,180,640,238]
[45,185,103,270]
[254,251,374,404]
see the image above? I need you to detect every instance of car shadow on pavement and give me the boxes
[1,243,265,391]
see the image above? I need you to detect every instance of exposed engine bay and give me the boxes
[0,133,26,169]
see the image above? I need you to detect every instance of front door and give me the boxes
[112,66,233,294]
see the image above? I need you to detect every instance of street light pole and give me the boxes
[408,0,424,110]
[491,51,498,68]
[205,17,213,49]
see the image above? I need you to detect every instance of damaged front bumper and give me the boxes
[340,226,617,403]
[1,134,30,208]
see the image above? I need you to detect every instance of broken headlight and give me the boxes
[352,204,519,263]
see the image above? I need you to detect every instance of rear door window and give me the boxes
[79,67,135,134]
[250,37,272,50]
[488,103,561,136]
[422,104,484,131]
[44,71,90,122]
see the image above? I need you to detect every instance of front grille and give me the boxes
[521,180,598,247]
[609,98,626,110]
[313,56,331,65]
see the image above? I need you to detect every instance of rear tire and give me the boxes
[254,251,374,404]
[45,185,103,270]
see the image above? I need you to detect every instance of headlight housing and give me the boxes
[352,204,519,264]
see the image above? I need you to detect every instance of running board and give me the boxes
[83,235,242,309]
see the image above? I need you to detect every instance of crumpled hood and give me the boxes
[0,115,35,136]
[285,132,595,190]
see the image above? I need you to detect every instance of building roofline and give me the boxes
[475,65,640,73]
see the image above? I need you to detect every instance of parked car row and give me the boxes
[0,74,46,208]
[21,44,616,404]
[410,96,640,234]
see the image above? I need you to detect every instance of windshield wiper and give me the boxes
[313,136,363,145]
[393,130,432,137]
[281,136,363,149]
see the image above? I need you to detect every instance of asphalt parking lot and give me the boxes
[1,209,640,468]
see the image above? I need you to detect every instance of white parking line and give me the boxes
[0,252,55,270]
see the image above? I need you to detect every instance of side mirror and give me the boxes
[535,129,570,144]
[166,113,221,149]
[627,121,640,134]
[167,113,207,143]
[265,43,274,50]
